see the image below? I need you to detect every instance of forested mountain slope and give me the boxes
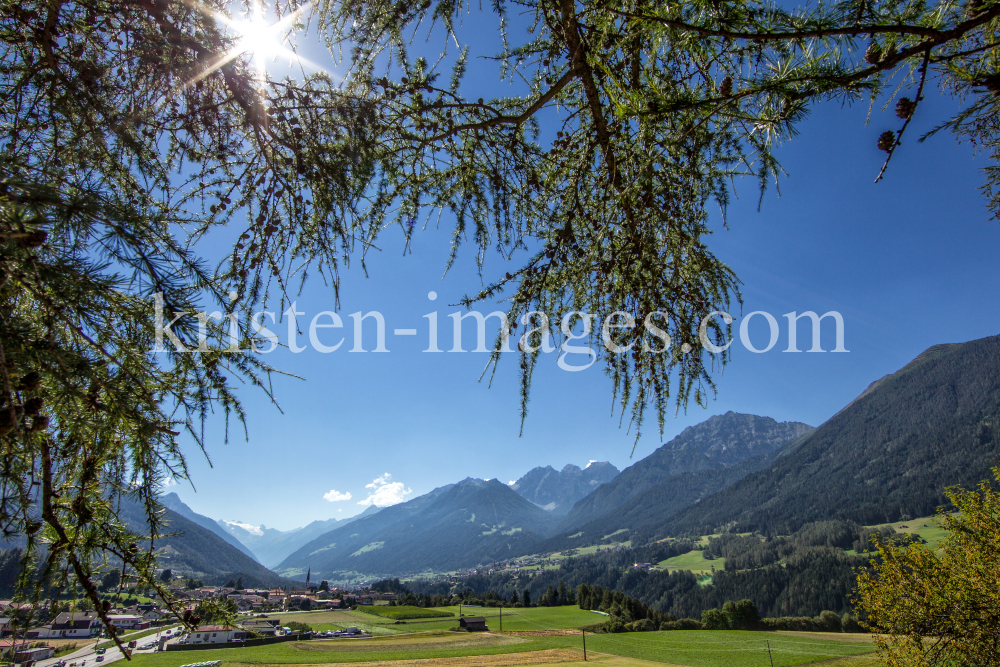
[277,479,557,580]
[659,335,1000,536]
[118,499,293,587]
[160,493,262,563]
[559,413,813,531]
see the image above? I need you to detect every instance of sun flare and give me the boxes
[213,0,316,81]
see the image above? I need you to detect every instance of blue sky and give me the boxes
[165,9,1000,531]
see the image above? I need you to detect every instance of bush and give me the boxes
[285,621,312,633]
[701,608,730,630]
[660,619,702,631]
[630,619,656,632]
[580,622,608,633]
[724,599,761,630]
[604,620,628,633]
[841,613,864,632]
[819,610,842,631]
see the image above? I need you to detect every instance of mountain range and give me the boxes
[139,333,1000,590]
[655,334,1000,536]
[510,461,619,513]
[216,506,380,568]
[117,497,292,588]
[273,478,556,579]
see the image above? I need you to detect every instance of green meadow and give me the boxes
[355,605,455,620]
[129,628,874,667]
[129,604,877,667]
[658,549,724,573]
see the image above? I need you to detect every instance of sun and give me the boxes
[195,0,316,84]
[228,1,310,78]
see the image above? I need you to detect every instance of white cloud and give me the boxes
[223,520,263,536]
[161,476,178,487]
[586,460,598,468]
[508,480,516,485]
[357,473,412,507]
[323,489,352,502]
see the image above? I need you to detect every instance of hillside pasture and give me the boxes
[357,605,455,620]
[438,606,600,631]
[658,550,723,573]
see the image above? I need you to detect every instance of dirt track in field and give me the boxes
[496,630,582,637]
[236,647,584,667]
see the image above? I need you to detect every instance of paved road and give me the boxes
[33,626,185,667]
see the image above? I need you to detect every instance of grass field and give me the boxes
[127,626,875,667]
[874,515,949,549]
[442,606,602,632]
[658,550,724,574]
[356,606,455,620]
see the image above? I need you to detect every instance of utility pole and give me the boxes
[499,605,502,632]
[767,640,774,667]
[582,630,587,661]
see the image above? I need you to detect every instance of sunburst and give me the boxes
[220,0,317,82]
[178,0,318,89]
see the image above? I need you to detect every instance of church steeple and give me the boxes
[306,566,310,584]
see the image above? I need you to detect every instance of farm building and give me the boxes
[459,616,489,631]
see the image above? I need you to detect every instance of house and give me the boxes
[106,615,149,631]
[227,595,265,611]
[26,612,102,639]
[124,605,166,622]
[459,617,489,632]
[187,626,247,644]
[239,619,280,637]
[14,646,55,663]
[0,618,13,637]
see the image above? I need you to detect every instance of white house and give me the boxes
[25,611,102,639]
[186,626,247,644]
[106,615,149,631]
[14,646,55,663]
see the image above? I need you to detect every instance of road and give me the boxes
[32,626,185,667]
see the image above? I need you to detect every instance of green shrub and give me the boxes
[660,618,702,630]
[285,621,312,633]
[841,613,864,632]
[723,599,761,630]
[819,610,842,631]
[701,608,730,630]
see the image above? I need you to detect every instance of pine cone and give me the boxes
[18,230,47,249]
[976,74,1000,95]
[17,372,40,392]
[895,97,917,119]
[719,76,733,98]
[23,396,43,416]
[29,415,49,432]
[877,131,896,152]
[864,43,883,65]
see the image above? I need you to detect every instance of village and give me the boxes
[0,581,400,667]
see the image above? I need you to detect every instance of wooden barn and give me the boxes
[459,616,489,632]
